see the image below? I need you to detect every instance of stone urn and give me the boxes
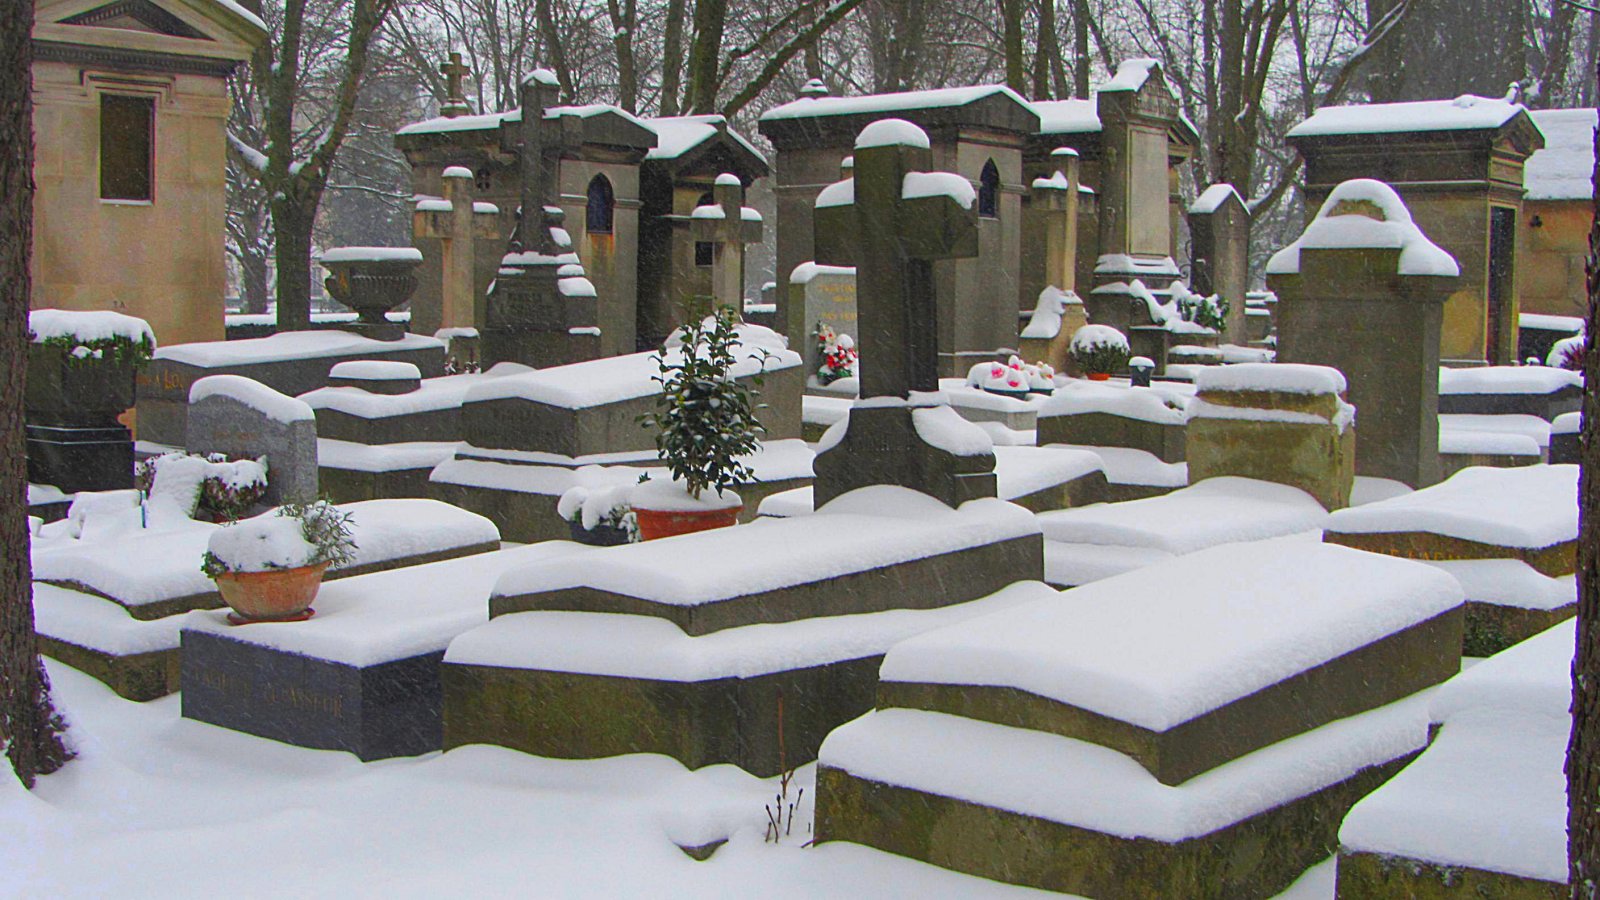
[320,247,423,341]
[25,343,140,427]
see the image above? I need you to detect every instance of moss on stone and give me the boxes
[1337,850,1567,899]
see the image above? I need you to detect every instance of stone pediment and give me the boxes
[35,0,266,62]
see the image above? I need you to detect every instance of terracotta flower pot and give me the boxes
[1086,372,1112,381]
[214,561,330,624]
[634,505,741,541]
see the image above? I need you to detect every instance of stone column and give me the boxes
[1032,147,1081,294]
[1188,184,1250,345]
[690,174,763,312]
[1268,180,1459,488]
[413,167,500,335]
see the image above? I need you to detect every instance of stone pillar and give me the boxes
[810,119,997,508]
[1268,180,1459,488]
[1033,147,1081,294]
[1086,59,1183,329]
[690,173,763,312]
[1188,184,1250,345]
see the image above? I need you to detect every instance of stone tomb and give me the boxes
[814,538,1464,898]
[1338,620,1572,898]
[180,542,583,759]
[1551,411,1580,465]
[1036,380,1189,464]
[428,325,804,543]
[1269,179,1458,488]
[137,330,446,448]
[185,375,319,505]
[1438,365,1583,421]
[1185,363,1355,510]
[442,488,1044,776]
[34,499,501,701]
[1324,464,1579,656]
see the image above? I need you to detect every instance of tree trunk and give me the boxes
[999,0,1026,95]
[239,246,272,315]
[272,195,317,330]
[1543,0,1578,108]
[660,0,688,115]
[1033,0,1059,101]
[1072,0,1090,98]
[607,0,639,112]
[1365,0,1405,103]
[1570,58,1600,900]
[685,0,729,114]
[0,0,72,791]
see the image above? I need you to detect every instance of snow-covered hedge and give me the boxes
[28,309,156,366]
[1069,325,1130,376]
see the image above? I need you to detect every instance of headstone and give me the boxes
[481,71,602,368]
[1188,184,1250,345]
[185,375,319,505]
[24,309,151,493]
[1186,363,1355,510]
[795,262,858,383]
[690,174,763,311]
[1268,179,1458,488]
[809,119,998,507]
[412,167,500,335]
[1087,59,1184,328]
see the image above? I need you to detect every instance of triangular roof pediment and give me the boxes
[36,0,266,59]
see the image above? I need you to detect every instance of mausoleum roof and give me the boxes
[1524,108,1596,202]
[640,114,770,179]
[759,84,1040,148]
[1287,94,1541,150]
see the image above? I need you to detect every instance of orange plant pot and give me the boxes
[634,505,741,541]
[214,561,329,624]
[1086,372,1112,381]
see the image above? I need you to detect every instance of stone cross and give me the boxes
[499,71,565,259]
[812,122,980,399]
[810,119,996,507]
[690,174,763,311]
[439,52,471,118]
[413,167,500,330]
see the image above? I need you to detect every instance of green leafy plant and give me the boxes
[29,332,155,368]
[1069,324,1131,376]
[201,499,357,578]
[1177,291,1229,332]
[639,305,768,499]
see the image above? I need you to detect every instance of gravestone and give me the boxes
[412,167,500,335]
[185,375,318,505]
[795,263,858,382]
[1086,59,1184,329]
[1269,179,1458,488]
[1188,184,1250,345]
[809,119,998,507]
[690,174,763,311]
[1186,363,1355,510]
[481,71,602,368]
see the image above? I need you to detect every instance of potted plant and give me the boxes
[557,484,638,546]
[25,309,155,426]
[201,500,357,624]
[634,305,766,540]
[1069,324,1131,381]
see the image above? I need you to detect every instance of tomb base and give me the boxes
[813,405,997,509]
[1323,530,1574,578]
[40,635,178,702]
[1463,601,1575,658]
[26,423,134,493]
[1337,851,1567,899]
[818,754,1414,900]
[1037,411,1186,463]
[182,631,444,761]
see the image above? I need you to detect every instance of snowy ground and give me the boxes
[5,659,1336,899]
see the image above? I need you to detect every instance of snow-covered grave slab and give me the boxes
[316,439,462,504]
[1438,365,1583,421]
[32,583,197,701]
[491,487,1042,636]
[938,378,1050,431]
[1339,620,1572,896]
[33,499,500,621]
[301,367,523,445]
[1036,381,1189,464]
[757,446,1107,517]
[815,537,1461,898]
[136,330,447,446]
[1421,557,1576,658]
[876,537,1461,784]
[1324,464,1578,576]
[1035,477,1329,587]
[431,438,816,544]
[1044,442,1187,500]
[443,581,1058,778]
[179,542,589,761]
